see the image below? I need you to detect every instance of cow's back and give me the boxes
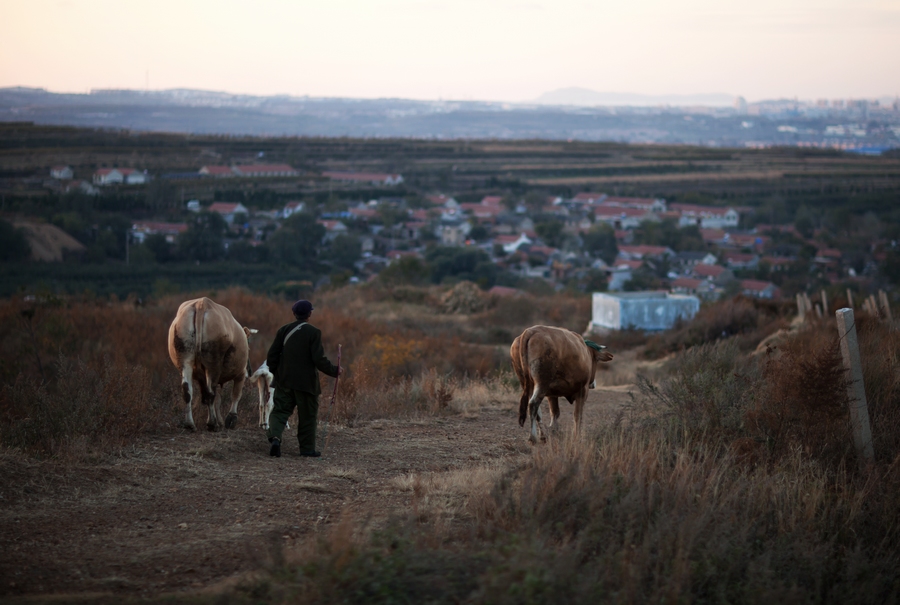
[168,298,249,383]
[522,325,592,398]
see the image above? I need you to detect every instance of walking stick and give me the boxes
[321,344,341,456]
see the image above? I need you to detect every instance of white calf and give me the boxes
[249,361,287,430]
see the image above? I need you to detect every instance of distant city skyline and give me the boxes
[1,0,898,104]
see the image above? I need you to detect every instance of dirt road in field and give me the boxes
[0,386,635,601]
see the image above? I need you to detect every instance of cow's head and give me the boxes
[584,340,613,389]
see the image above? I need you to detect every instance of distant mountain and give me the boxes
[534,87,735,107]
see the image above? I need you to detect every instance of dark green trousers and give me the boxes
[266,386,319,453]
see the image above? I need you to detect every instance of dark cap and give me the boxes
[292,300,314,317]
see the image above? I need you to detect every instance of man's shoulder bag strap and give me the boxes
[283,322,307,346]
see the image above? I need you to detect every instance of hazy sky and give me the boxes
[1,0,898,102]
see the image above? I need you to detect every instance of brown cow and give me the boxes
[510,325,613,443]
[167,297,255,431]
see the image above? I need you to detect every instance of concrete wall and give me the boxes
[592,291,700,331]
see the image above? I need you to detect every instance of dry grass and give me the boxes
[233,420,900,605]
[0,287,516,459]
[644,295,791,359]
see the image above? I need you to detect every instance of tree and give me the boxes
[534,220,565,248]
[228,240,269,264]
[267,212,325,266]
[0,219,30,262]
[468,223,489,242]
[178,211,227,262]
[794,205,815,239]
[582,223,619,264]
[524,192,545,214]
[425,246,497,287]
[323,234,362,270]
[378,256,431,286]
[144,233,174,263]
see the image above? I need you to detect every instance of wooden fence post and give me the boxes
[879,290,893,322]
[846,288,854,309]
[796,293,805,320]
[835,308,875,464]
[821,289,829,316]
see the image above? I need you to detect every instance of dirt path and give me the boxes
[0,386,634,600]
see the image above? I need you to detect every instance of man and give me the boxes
[265,299,342,458]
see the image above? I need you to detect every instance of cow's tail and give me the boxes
[514,329,535,427]
[192,298,208,367]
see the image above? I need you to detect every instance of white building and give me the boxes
[670,204,739,229]
[591,291,700,331]
[50,166,73,180]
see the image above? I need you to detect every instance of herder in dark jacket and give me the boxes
[265,300,341,458]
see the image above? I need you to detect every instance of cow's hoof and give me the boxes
[224,413,238,429]
[206,423,219,432]
[182,422,197,432]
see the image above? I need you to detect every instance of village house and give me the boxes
[722,251,760,270]
[671,277,719,299]
[50,166,73,180]
[323,171,404,185]
[208,202,250,224]
[691,263,735,285]
[460,202,505,223]
[600,196,667,212]
[761,256,795,271]
[606,266,633,291]
[425,194,457,207]
[317,220,349,242]
[700,228,728,246]
[130,221,188,244]
[571,192,606,205]
[63,180,99,196]
[593,205,657,230]
[617,244,674,262]
[722,232,770,252]
[740,279,781,299]
[199,165,236,178]
[93,168,147,185]
[282,201,305,219]
[495,232,533,254]
[439,222,468,246]
[674,250,719,269]
[405,221,426,240]
[671,204,740,229]
[232,164,299,178]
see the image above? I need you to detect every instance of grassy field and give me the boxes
[2,285,900,602]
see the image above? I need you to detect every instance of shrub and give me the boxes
[0,356,179,460]
[644,295,789,359]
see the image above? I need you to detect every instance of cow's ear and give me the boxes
[243,326,258,338]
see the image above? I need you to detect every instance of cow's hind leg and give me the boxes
[200,376,219,432]
[224,376,244,429]
[572,390,588,439]
[181,366,197,431]
[546,396,561,432]
[528,386,547,444]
